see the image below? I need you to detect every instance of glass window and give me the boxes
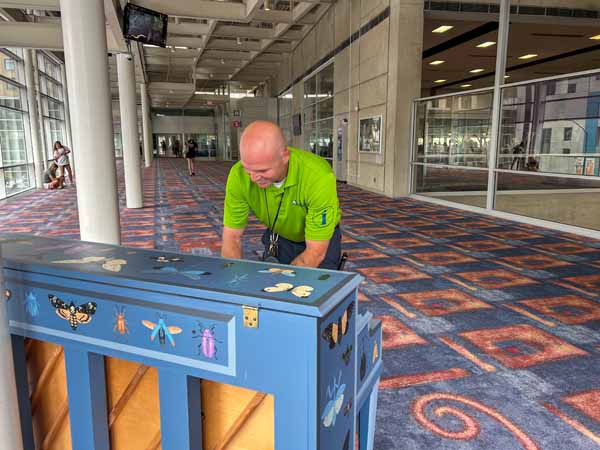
[304,76,316,105]
[567,83,577,94]
[302,63,334,162]
[4,165,31,196]
[564,127,572,141]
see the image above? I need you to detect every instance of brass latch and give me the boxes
[243,305,259,329]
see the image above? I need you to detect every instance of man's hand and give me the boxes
[291,239,330,268]
[221,226,245,259]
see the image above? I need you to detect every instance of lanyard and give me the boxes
[264,189,285,234]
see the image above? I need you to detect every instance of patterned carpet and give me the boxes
[2,158,600,450]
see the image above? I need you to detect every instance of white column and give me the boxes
[117,53,143,209]
[140,82,153,168]
[31,52,48,171]
[0,289,23,450]
[486,0,510,209]
[60,64,75,174]
[60,0,120,245]
[23,49,44,188]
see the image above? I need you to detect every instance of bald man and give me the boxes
[222,120,342,269]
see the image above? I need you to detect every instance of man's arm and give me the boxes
[221,226,245,259]
[290,238,330,268]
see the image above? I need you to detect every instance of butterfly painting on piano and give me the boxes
[48,295,97,330]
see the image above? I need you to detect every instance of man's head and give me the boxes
[240,121,289,189]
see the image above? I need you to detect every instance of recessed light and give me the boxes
[461,84,472,88]
[477,41,496,48]
[504,75,510,79]
[469,68,484,73]
[429,60,445,65]
[434,79,446,83]
[589,34,600,40]
[432,25,453,33]
[518,54,538,60]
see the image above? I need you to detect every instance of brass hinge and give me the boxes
[243,305,259,329]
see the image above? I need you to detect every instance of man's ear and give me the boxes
[282,147,290,164]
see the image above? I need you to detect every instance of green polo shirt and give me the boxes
[224,147,341,242]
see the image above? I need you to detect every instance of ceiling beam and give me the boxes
[0,0,59,10]
[132,0,246,21]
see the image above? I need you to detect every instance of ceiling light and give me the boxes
[174,46,188,50]
[469,68,484,73]
[170,46,175,53]
[434,79,446,83]
[432,25,453,33]
[589,35,600,40]
[504,75,510,79]
[237,37,242,45]
[461,84,472,88]
[429,60,445,66]
[476,41,496,48]
[264,0,271,11]
[518,54,538,60]
[220,58,225,64]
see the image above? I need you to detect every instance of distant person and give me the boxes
[160,140,167,156]
[526,156,539,172]
[173,140,181,158]
[510,140,525,170]
[53,141,73,185]
[185,139,198,176]
[43,163,63,190]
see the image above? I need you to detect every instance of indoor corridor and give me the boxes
[2,158,600,450]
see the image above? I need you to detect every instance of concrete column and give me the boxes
[23,49,44,188]
[60,0,120,245]
[384,0,424,197]
[60,63,75,174]
[31,52,48,170]
[117,53,143,209]
[0,279,24,450]
[485,0,510,209]
[140,82,153,168]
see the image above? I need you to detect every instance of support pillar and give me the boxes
[485,0,510,209]
[385,0,424,197]
[141,82,153,168]
[0,256,24,450]
[117,53,143,209]
[23,49,44,188]
[61,63,75,174]
[31,51,48,171]
[60,0,120,245]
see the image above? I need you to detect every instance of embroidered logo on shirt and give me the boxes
[313,207,333,228]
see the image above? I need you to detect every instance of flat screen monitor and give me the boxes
[123,4,168,48]
[292,113,302,136]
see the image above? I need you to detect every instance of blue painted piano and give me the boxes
[0,233,382,450]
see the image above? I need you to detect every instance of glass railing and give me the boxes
[411,69,600,232]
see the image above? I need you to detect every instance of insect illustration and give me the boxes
[263,282,294,293]
[342,430,350,450]
[113,305,129,336]
[372,341,379,363]
[259,267,296,277]
[192,323,222,359]
[152,255,183,263]
[102,259,127,272]
[343,399,353,416]
[318,274,330,281]
[291,285,314,298]
[360,352,367,381]
[321,371,345,428]
[341,345,353,366]
[48,295,97,330]
[227,273,248,287]
[148,266,211,280]
[142,316,183,347]
[24,292,39,317]
[322,302,355,349]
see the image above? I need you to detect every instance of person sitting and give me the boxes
[43,163,64,190]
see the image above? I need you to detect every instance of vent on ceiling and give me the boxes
[425,1,599,19]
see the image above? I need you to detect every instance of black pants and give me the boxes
[261,226,342,270]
